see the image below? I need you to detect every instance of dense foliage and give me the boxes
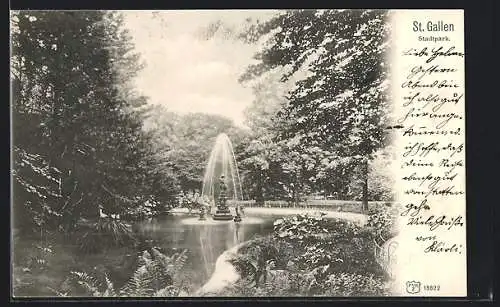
[11,11,179,236]
[143,106,247,195]
[365,202,399,247]
[233,9,394,209]
[222,212,394,296]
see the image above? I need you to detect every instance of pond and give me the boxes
[136,214,275,291]
[12,213,276,297]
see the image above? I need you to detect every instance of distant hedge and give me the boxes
[228,200,396,214]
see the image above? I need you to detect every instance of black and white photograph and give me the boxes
[11,9,402,297]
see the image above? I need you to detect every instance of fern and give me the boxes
[119,248,188,297]
[102,273,116,297]
[65,247,188,297]
[153,285,179,297]
[120,262,156,297]
[69,271,105,297]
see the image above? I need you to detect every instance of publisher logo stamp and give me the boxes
[406,281,421,294]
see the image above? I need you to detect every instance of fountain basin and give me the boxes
[212,213,234,221]
[181,216,265,226]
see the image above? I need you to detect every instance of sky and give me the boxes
[122,10,277,126]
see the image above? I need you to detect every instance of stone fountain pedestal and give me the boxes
[213,207,233,221]
[212,175,234,221]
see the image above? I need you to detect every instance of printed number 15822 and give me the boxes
[424,285,441,291]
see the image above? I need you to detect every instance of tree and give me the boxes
[11,11,116,231]
[240,10,391,210]
[143,108,247,196]
[11,11,179,233]
[237,70,286,202]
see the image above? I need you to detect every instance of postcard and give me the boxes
[10,9,465,298]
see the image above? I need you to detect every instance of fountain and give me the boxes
[201,133,243,221]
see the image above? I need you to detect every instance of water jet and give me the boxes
[201,133,243,221]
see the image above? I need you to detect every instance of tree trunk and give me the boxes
[293,174,299,206]
[362,157,369,213]
[255,171,264,206]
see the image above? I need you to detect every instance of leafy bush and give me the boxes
[273,213,330,243]
[226,214,390,296]
[284,217,382,276]
[77,217,135,254]
[222,271,315,297]
[177,193,204,213]
[122,199,155,221]
[12,240,55,296]
[295,244,343,269]
[366,203,398,246]
[223,266,388,297]
[228,237,278,284]
[315,272,389,296]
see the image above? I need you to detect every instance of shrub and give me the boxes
[315,272,389,296]
[228,237,278,285]
[366,203,398,246]
[272,213,330,243]
[12,240,55,296]
[291,230,383,276]
[227,214,390,296]
[77,217,135,254]
[273,215,376,268]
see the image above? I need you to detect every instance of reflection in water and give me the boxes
[199,225,211,277]
[137,216,273,289]
[234,222,242,244]
[199,221,246,276]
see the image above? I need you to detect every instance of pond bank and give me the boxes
[170,207,367,226]
[194,240,250,296]
[243,207,367,225]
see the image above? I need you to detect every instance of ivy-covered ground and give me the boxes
[218,206,397,297]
